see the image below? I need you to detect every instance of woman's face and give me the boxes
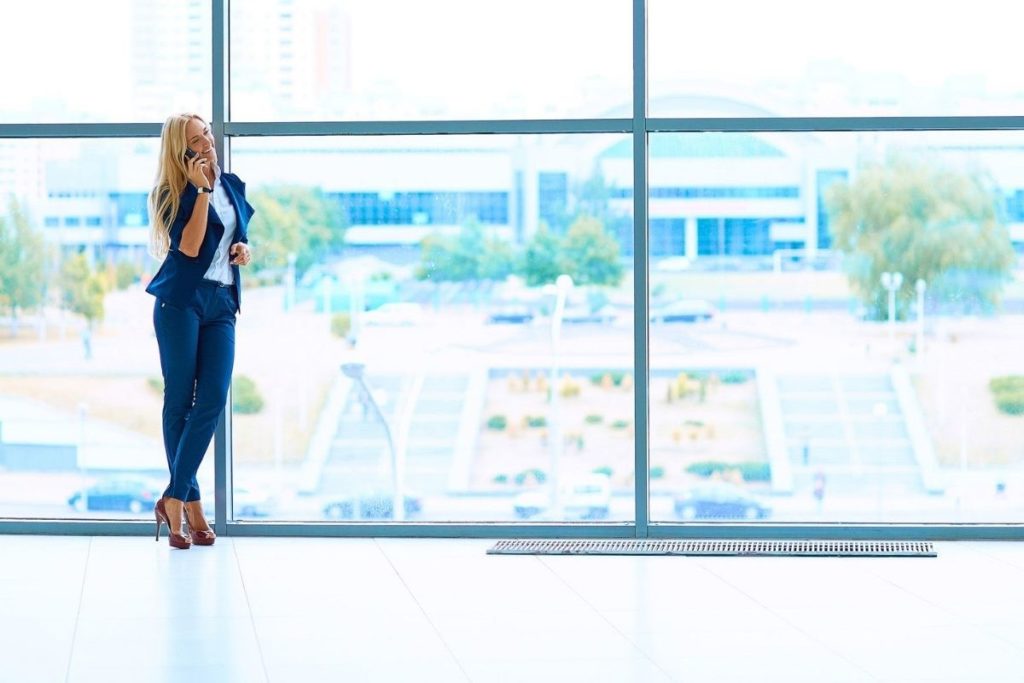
[183,117,216,165]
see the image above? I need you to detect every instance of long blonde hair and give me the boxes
[148,113,207,260]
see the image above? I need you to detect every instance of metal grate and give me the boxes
[488,539,936,558]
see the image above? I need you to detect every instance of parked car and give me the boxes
[513,474,612,520]
[649,299,715,323]
[362,302,424,326]
[486,305,535,324]
[322,492,423,520]
[68,477,163,514]
[673,482,772,520]
[561,304,618,325]
[234,486,275,518]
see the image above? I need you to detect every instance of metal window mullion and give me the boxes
[647,115,1024,133]
[212,0,233,533]
[0,123,162,138]
[224,119,632,137]
[1,520,1023,540]
[632,0,650,539]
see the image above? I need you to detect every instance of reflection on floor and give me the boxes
[3,536,1023,682]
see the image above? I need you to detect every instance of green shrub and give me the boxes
[232,375,264,414]
[514,468,547,486]
[584,414,603,424]
[650,465,665,479]
[685,461,721,478]
[995,391,1024,416]
[526,415,547,428]
[738,462,772,482]
[610,419,631,430]
[492,473,509,484]
[990,376,1024,394]
[685,460,771,482]
[720,370,751,384]
[331,312,352,338]
[146,377,163,395]
[590,371,625,386]
[592,466,613,477]
[487,415,508,430]
[989,376,1024,416]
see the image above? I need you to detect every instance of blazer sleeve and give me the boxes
[167,186,201,261]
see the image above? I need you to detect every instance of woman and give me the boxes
[146,113,254,549]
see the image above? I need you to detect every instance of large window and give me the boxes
[0,140,213,520]
[648,131,1024,524]
[230,0,631,121]
[650,0,1024,118]
[2,0,1022,534]
[0,1,212,123]
[229,134,634,522]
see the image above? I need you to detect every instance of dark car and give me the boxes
[486,306,535,324]
[68,478,162,514]
[322,493,423,520]
[561,305,618,325]
[674,482,772,520]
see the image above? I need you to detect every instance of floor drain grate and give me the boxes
[487,539,936,557]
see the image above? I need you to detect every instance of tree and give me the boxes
[0,199,48,335]
[247,186,346,279]
[59,252,107,329]
[827,157,1015,319]
[520,223,562,286]
[560,215,624,286]
[416,221,515,283]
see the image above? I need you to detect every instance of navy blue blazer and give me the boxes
[145,172,254,313]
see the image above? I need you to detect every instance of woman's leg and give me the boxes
[168,289,236,502]
[153,298,200,500]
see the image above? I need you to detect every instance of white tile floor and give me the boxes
[1,536,1023,683]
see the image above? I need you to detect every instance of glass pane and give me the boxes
[647,130,1024,523]
[650,0,1024,117]
[0,1,212,123]
[229,134,635,522]
[0,139,220,520]
[230,0,631,121]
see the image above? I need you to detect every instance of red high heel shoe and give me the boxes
[183,503,216,546]
[155,498,192,550]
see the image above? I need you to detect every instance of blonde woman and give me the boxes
[146,113,254,549]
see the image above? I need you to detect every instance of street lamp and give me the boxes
[915,278,927,357]
[284,252,297,312]
[880,271,903,343]
[548,274,573,518]
[340,362,403,521]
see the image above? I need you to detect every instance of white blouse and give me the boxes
[203,174,238,285]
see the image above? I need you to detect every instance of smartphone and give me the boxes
[183,148,198,162]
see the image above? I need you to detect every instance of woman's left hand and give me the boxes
[229,243,252,267]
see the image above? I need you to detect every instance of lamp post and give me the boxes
[915,278,927,357]
[548,274,573,519]
[341,362,403,521]
[880,271,903,344]
[285,252,296,312]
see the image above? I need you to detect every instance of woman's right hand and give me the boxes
[186,157,211,191]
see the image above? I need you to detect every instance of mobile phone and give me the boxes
[183,148,198,162]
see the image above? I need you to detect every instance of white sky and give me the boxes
[1,0,1022,120]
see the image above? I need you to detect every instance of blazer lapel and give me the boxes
[220,174,246,242]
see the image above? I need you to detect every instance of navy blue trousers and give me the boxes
[153,282,237,502]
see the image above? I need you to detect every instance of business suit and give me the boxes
[146,172,254,503]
